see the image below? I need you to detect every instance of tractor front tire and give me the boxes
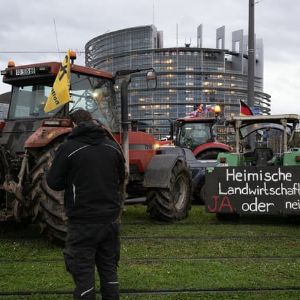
[146,160,192,221]
[31,146,67,243]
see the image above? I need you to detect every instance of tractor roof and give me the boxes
[2,61,113,84]
[226,114,299,127]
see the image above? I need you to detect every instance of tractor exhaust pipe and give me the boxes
[120,75,131,174]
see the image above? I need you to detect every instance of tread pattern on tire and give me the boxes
[146,160,192,222]
[30,146,67,242]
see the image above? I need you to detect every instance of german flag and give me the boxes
[240,100,253,116]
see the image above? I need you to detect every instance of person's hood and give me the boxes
[68,122,106,145]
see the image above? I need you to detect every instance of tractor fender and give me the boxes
[143,154,185,189]
[193,142,231,157]
[25,126,72,148]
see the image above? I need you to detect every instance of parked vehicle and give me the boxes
[172,114,231,160]
[0,55,212,241]
[164,110,231,202]
[204,114,300,219]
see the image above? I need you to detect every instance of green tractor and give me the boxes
[204,114,300,218]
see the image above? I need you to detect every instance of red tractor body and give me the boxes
[173,116,231,159]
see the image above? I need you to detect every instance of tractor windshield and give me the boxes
[7,73,119,132]
[178,123,212,149]
[9,84,56,119]
[69,73,119,132]
[240,123,292,139]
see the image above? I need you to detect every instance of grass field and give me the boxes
[1,205,300,299]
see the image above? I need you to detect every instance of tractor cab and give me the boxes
[205,114,300,218]
[174,117,216,149]
[0,61,119,156]
[217,114,300,167]
[172,114,231,160]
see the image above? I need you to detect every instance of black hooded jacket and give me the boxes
[46,123,125,224]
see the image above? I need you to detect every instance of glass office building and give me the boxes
[85,25,270,138]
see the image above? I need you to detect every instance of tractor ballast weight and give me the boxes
[204,114,300,218]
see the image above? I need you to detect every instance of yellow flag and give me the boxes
[44,49,71,113]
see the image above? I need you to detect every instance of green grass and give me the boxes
[0,205,300,299]
[0,259,299,291]
[3,292,300,300]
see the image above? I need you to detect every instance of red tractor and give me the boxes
[173,114,231,159]
[0,55,198,241]
[167,112,231,202]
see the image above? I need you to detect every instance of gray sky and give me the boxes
[0,0,299,114]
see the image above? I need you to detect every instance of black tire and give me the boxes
[146,160,192,221]
[30,146,67,243]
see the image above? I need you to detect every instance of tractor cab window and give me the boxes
[8,85,56,119]
[69,73,119,132]
[178,123,211,149]
[7,72,119,133]
[240,123,291,139]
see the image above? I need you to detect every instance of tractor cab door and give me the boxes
[1,85,55,155]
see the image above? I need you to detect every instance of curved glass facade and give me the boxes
[86,26,270,138]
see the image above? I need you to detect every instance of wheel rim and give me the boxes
[173,174,188,211]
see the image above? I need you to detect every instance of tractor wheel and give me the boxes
[30,145,67,243]
[146,160,192,221]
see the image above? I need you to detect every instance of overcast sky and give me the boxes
[0,0,299,114]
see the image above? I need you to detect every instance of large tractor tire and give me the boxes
[30,146,67,243]
[146,160,192,221]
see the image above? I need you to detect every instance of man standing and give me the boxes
[46,109,125,300]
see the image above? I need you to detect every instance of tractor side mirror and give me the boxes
[146,70,157,90]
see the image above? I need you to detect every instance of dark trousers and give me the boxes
[63,222,120,300]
